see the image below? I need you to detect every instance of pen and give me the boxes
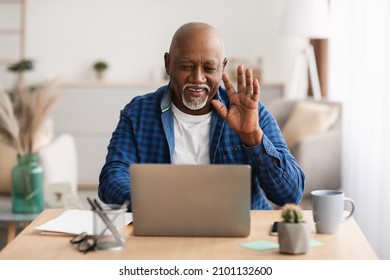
[94,200,129,240]
[87,198,124,246]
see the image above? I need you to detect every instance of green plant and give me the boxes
[278,203,309,255]
[281,204,303,223]
[93,61,108,72]
[7,59,34,73]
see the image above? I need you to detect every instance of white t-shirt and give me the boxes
[171,103,211,164]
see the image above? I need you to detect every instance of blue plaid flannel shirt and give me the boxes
[98,85,304,210]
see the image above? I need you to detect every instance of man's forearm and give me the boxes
[98,165,131,206]
[245,135,304,206]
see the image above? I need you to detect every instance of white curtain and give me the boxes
[329,0,390,259]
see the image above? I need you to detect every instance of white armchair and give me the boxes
[266,98,342,208]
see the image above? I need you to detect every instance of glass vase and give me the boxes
[11,153,44,213]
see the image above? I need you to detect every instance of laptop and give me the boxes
[130,164,251,237]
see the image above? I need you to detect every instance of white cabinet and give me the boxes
[52,81,283,187]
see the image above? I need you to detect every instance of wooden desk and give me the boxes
[0,209,378,260]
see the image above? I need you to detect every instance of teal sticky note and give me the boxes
[240,239,323,252]
[240,240,279,251]
[309,239,323,247]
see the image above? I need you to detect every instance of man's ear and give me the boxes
[164,52,170,76]
[222,58,228,73]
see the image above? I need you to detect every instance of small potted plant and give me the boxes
[7,59,34,73]
[278,203,310,254]
[7,59,34,95]
[93,60,108,81]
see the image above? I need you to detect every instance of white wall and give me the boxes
[1,0,303,88]
[1,0,305,185]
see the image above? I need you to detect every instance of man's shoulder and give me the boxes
[124,85,168,110]
[131,84,168,102]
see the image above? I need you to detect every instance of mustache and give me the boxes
[182,83,210,92]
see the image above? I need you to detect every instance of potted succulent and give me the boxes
[278,204,310,255]
[93,60,109,81]
[7,59,34,97]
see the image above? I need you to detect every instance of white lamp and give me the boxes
[281,0,330,100]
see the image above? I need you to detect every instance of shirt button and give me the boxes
[266,147,271,152]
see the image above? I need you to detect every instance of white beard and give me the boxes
[182,95,209,110]
[181,83,210,111]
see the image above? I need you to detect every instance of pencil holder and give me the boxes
[93,204,126,250]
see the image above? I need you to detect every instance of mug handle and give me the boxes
[343,197,355,221]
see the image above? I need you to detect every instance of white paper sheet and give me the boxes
[35,209,133,236]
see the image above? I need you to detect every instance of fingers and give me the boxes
[222,73,236,99]
[211,99,228,120]
[237,65,255,95]
[237,65,245,93]
[224,65,259,101]
[252,78,260,102]
[245,68,253,95]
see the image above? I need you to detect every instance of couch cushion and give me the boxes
[282,101,340,149]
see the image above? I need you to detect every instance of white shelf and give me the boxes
[0,29,22,35]
[0,0,22,3]
[56,80,169,89]
[0,58,17,64]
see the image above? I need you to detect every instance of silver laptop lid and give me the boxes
[130,164,251,237]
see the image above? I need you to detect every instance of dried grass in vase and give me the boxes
[0,81,62,212]
[0,80,62,155]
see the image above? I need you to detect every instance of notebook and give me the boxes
[130,164,251,237]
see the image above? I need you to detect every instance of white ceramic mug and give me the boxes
[311,190,355,234]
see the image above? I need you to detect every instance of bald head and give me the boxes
[169,22,225,57]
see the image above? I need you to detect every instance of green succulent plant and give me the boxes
[281,204,303,223]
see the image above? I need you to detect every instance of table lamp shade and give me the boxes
[281,0,330,39]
